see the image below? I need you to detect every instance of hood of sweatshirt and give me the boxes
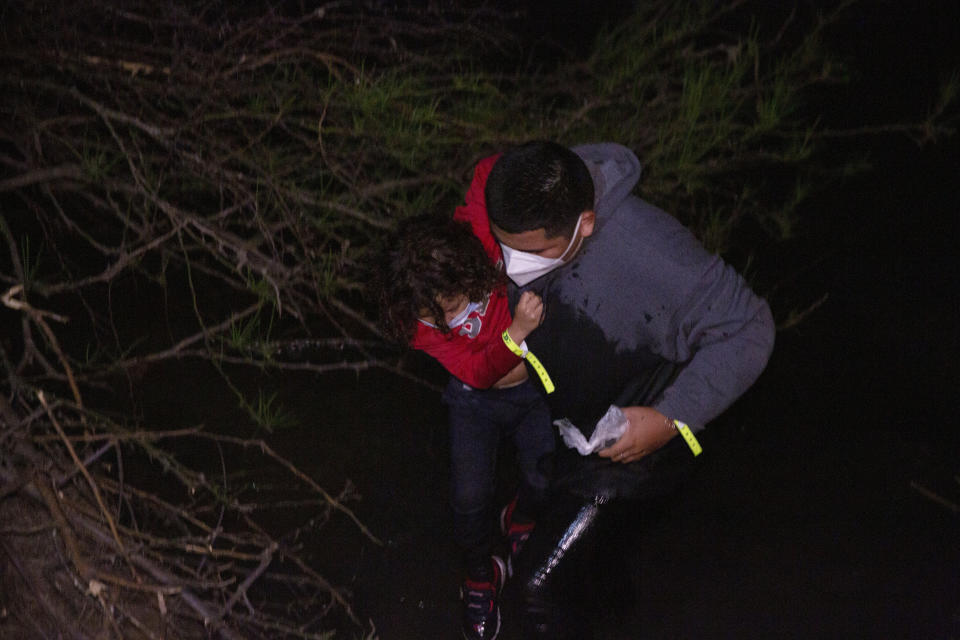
[572,142,642,224]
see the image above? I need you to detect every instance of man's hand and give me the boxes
[597,406,676,464]
[506,291,544,343]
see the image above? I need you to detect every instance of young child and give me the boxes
[376,214,555,640]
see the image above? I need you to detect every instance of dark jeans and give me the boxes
[442,377,555,571]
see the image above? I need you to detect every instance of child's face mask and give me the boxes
[447,299,481,327]
[500,215,583,287]
[418,294,477,328]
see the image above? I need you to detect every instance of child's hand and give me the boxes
[506,291,544,344]
[514,291,544,331]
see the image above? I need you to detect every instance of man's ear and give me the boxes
[579,210,596,238]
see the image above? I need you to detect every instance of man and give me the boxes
[457,141,775,637]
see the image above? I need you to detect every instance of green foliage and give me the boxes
[248,388,295,433]
[79,146,119,181]
[19,234,43,290]
[228,309,268,353]
[544,3,845,251]
[0,217,44,292]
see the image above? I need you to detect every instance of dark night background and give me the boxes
[273,2,959,639]
[2,1,957,638]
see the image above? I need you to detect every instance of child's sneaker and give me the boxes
[499,494,535,577]
[460,555,506,640]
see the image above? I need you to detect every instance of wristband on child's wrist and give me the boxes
[501,330,555,394]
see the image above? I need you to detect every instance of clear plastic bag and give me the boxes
[553,405,628,455]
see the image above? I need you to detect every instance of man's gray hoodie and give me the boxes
[515,143,775,439]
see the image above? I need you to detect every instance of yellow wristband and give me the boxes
[502,330,555,394]
[672,419,702,457]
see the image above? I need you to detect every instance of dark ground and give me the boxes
[276,3,960,638]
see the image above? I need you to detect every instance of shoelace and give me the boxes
[467,588,493,611]
[464,583,496,614]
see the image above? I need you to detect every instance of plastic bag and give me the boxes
[553,405,629,456]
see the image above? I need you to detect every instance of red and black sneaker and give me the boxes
[460,555,506,640]
[499,495,535,578]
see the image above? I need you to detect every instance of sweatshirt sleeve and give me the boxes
[454,154,503,263]
[650,253,775,433]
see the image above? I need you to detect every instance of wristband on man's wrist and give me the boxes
[501,330,555,394]
[670,418,703,457]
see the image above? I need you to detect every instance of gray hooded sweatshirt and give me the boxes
[515,143,775,440]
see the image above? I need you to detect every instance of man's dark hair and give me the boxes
[374,214,501,343]
[484,141,594,238]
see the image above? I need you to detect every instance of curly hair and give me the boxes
[375,214,502,344]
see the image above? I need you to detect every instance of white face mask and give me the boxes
[500,215,583,287]
[418,299,482,329]
[447,300,482,328]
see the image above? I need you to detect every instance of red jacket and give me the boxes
[410,154,517,388]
